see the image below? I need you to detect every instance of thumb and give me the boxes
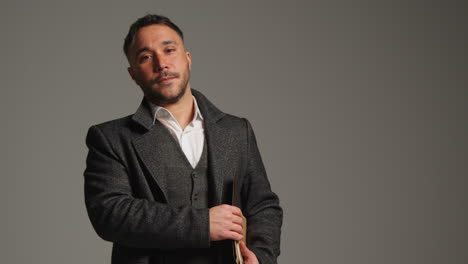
[239,241,253,258]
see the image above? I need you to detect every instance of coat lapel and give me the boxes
[130,98,170,201]
[193,90,236,206]
[204,118,234,205]
[132,122,172,202]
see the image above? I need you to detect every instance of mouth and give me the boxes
[159,76,176,83]
[152,72,179,84]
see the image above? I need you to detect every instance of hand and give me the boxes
[209,204,244,241]
[239,241,259,264]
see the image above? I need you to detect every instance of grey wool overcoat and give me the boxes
[84,89,282,264]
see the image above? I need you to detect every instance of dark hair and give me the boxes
[123,14,184,57]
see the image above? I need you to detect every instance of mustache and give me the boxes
[151,71,180,84]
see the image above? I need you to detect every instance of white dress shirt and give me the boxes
[148,96,205,168]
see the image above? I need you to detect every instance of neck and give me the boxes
[157,88,194,130]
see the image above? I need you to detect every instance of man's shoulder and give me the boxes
[91,114,134,131]
[218,113,248,129]
[86,114,140,143]
[192,89,249,129]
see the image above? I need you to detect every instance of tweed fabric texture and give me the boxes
[84,89,283,264]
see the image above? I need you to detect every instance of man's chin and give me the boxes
[146,87,187,105]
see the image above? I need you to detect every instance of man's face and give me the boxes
[127,24,192,105]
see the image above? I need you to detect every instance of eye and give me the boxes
[139,54,152,63]
[166,48,176,53]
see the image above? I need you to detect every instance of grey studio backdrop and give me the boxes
[2,1,467,263]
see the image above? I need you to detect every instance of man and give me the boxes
[84,14,282,264]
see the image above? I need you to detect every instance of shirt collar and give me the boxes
[148,96,204,126]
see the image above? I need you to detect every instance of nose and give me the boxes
[153,53,169,72]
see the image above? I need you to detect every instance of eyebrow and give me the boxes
[134,40,178,57]
[135,47,151,57]
[162,40,177,45]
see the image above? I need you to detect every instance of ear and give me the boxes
[127,66,136,81]
[186,51,192,70]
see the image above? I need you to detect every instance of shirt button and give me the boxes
[192,172,197,178]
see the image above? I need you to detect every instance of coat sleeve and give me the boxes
[241,119,283,264]
[84,125,210,249]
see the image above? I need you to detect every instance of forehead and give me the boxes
[131,24,183,50]
[130,25,183,54]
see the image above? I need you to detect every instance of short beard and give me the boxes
[143,69,190,105]
[150,82,187,105]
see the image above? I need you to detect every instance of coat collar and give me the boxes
[131,89,225,131]
[131,89,232,205]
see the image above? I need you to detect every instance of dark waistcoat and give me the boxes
[160,130,215,264]
[165,136,209,210]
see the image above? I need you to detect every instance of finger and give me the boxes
[230,222,243,233]
[231,207,243,217]
[232,219,243,230]
[239,241,253,258]
[231,215,243,225]
[228,231,243,241]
